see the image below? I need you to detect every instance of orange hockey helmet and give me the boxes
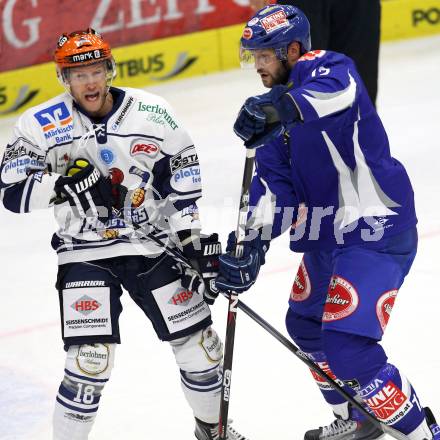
[54,28,116,92]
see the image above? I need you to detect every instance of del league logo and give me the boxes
[130,139,160,157]
[323,276,359,322]
[376,289,398,332]
[290,258,311,302]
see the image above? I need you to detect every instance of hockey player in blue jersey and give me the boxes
[216,5,440,440]
[0,29,247,440]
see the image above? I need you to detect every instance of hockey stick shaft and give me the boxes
[123,216,408,439]
[219,149,256,440]
[229,295,409,440]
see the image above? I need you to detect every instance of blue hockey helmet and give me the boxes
[240,5,311,68]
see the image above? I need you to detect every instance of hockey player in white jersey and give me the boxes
[0,29,247,440]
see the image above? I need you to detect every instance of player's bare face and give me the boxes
[69,63,113,117]
[254,49,288,87]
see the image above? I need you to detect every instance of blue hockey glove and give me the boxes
[234,96,269,142]
[54,158,113,224]
[233,85,300,149]
[215,230,270,294]
[268,84,301,128]
[234,95,283,149]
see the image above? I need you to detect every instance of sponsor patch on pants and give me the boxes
[152,280,210,334]
[364,380,413,425]
[63,287,112,338]
[290,258,311,302]
[76,344,110,375]
[323,276,359,322]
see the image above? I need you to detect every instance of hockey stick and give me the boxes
[119,212,410,440]
[124,217,410,440]
[120,141,408,438]
[218,104,283,439]
[227,295,410,440]
[219,148,256,440]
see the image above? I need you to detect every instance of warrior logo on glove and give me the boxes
[179,233,222,305]
[54,158,113,225]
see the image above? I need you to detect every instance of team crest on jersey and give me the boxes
[299,50,326,62]
[376,289,398,332]
[323,276,359,322]
[290,258,311,301]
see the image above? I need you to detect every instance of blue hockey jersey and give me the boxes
[248,50,416,252]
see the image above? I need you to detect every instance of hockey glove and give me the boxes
[180,233,222,305]
[233,85,300,149]
[268,84,301,128]
[54,158,113,225]
[215,229,270,294]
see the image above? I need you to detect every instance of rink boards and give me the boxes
[0,0,439,119]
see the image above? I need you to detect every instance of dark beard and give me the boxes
[275,62,290,85]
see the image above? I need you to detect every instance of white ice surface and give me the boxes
[0,35,439,440]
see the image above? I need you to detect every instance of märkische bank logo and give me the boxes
[71,295,101,316]
[34,102,72,131]
[34,102,73,141]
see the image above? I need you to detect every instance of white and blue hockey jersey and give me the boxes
[0,87,202,264]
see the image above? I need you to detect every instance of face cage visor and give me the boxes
[239,45,288,69]
[57,58,116,94]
